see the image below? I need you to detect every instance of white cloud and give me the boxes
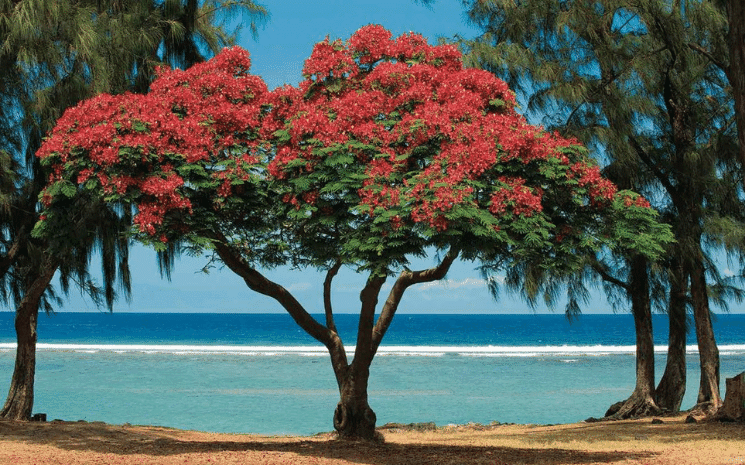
[285,282,312,292]
[414,277,498,292]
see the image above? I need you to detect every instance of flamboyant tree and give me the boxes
[36,26,671,440]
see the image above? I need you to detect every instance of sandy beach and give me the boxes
[0,415,742,464]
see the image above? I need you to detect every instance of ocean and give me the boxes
[0,312,744,435]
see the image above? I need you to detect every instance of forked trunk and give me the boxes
[605,256,660,419]
[690,260,721,413]
[656,262,687,413]
[331,275,384,441]
[212,237,458,441]
[1,263,56,420]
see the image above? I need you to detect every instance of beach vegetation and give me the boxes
[35,26,673,440]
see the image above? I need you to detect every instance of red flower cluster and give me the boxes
[569,163,618,205]
[38,47,268,236]
[622,194,651,208]
[37,26,651,246]
[489,177,543,217]
[269,25,601,230]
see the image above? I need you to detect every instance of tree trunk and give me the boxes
[211,234,459,440]
[329,252,458,441]
[333,362,379,441]
[715,372,745,422]
[1,263,57,420]
[0,303,38,420]
[330,275,384,441]
[213,238,381,440]
[605,255,661,419]
[690,258,722,413]
[655,260,687,413]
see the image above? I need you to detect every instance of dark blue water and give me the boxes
[1,312,743,346]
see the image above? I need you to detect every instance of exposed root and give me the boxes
[688,400,721,419]
[333,402,382,442]
[603,392,662,420]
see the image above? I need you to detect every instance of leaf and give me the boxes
[60,181,77,198]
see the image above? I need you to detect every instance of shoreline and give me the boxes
[1,415,743,464]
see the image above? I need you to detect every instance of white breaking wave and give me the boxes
[1,343,744,357]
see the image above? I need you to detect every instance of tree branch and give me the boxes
[208,230,335,347]
[0,233,23,280]
[590,257,629,291]
[687,42,730,77]
[371,247,460,354]
[628,136,679,198]
[353,273,386,368]
[323,260,342,333]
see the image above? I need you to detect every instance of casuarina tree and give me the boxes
[35,26,672,440]
[463,0,741,417]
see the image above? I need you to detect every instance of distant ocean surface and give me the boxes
[1,312,744,435]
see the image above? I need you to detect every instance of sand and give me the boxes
[0,415,743,464]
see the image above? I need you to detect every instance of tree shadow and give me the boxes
[0,420,660,465]
[510,418,745,444]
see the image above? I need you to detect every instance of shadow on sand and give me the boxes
[1,417,741,464]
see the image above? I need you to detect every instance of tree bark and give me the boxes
[333,249,458,440]
[715,372,745,422]
[655,258,688,413]
[605,255,661,419]
[690,258,722,413]
[1,261,57,420]
[333,361,378,440]
[329,274,385,440]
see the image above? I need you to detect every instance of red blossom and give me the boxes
[37,27,650,252]
[623,194,651,208]
[489,177,543,217]
[302,38,356,80]
[348,24,393,64]
[570,163,618,204]
[37,46,268,239]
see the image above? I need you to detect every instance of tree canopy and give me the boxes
[37,26,669,267]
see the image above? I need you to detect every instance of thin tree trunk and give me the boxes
[1,262,57,420]
[655,260,687,413]
[605,255,660,419]
[690,258,721,413]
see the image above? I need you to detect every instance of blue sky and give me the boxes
[59,0,617,314]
